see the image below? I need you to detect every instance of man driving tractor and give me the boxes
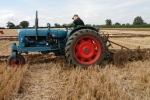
[63,14,85,28]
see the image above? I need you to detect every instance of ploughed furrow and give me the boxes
[100,32,150,35]
[1,36,150,41]
[0,36,18,38]
[0,55,8,60]
[0,33,150,41]
[0,54,64,65]
[1,48,150,64]
[101,34,150,38]
[100,31,150,38]
[108,35,150,38]
[0,38,18,41]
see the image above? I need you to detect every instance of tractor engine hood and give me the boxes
[18,29,67,39]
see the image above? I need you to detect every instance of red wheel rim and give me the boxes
[11,58,21,67]
[74,36,102,65]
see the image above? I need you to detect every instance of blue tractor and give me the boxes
[7,11,106,68]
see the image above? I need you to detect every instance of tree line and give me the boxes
[0,16,149,29]
[5,21,29,29]
[105,16,148,26]
[53,16,150,27]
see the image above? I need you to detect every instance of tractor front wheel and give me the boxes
[7,54,25,67]
[65,29,106,68]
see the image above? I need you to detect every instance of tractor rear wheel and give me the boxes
[65,29,106,68]
[7,54,25,67]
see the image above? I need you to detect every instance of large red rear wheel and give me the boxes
[74,36,102,65]
[65,29,106,68]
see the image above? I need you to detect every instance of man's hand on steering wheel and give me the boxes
[62,24,73,30]
[62,24,66,27]
[62,24,68,30]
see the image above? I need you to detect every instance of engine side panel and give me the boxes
[18,29,67,38]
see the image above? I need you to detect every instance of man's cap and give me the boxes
[72,14,78,19]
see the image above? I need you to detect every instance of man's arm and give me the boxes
[66,22,75,27]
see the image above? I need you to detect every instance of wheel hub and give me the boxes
[74,36,102,65]
[11,58,21,67]
[84,47,90,54]
[77,41,95,59]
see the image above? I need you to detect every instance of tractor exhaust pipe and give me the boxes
[35,11,38,41]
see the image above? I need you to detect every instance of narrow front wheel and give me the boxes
[7,54,25,67]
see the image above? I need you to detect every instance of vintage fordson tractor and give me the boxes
[7,11,106,68]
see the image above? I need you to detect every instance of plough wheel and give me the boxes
[113,49,129,67]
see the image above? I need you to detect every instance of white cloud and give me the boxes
[0,13,16,20]
[0,10,16,27]
[0,0,150,27]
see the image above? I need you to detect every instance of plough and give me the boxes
[100,31,150,66]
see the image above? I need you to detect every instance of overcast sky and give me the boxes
[0,0,150,27]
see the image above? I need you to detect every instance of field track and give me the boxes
[0,36,17,38]
[0,36,18,41]
[1,48,150,64]
[0,54,60,64]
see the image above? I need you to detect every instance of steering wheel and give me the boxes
[63,25,73,30]
[63,25,68,30]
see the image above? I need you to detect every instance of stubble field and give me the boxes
[0,28,150,100]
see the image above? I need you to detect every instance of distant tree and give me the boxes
[115,22,121,25]
[0,27,5,29]
[122,23,125,26]
[15,25,21,29]
[19,21,29,28]
[54,23,60,27]
[126,23,130,25]
[6,21,15,29]
[105,19,112,26]
[133,16,144,25]
[143,22,147,25]
[85,24,91,26]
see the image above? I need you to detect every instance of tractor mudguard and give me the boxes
[69,26,99,36]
